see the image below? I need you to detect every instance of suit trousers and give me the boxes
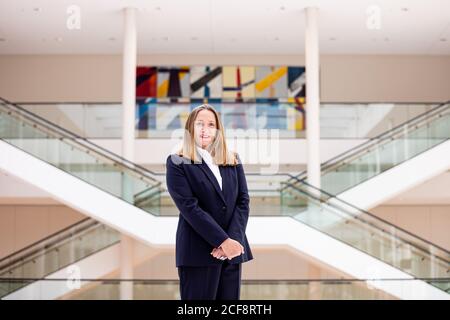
[178,260,242,300]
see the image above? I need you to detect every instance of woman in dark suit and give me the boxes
[166,104,253,300]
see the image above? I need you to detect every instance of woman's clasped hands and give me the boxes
[211,238,244,260]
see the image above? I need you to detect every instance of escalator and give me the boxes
[0,219,119,298]
[283,101,450,209]
[0,97,448,299]
[278,177,449,296]
[0,96,166,298]
[0,97,170,242]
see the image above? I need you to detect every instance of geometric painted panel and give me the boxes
[157,66,190,98]
[190,66,222,98]
[222,66,255,100]
[255,66,288,98]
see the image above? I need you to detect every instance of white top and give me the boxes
[196,146,222,190]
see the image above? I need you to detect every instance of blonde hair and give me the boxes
[177,104,238,166]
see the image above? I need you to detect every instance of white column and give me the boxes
[120,234,134,300]
[122,7,137,161]
[305,7,321,190]
[120,6,137,300]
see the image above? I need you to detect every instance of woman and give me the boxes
[166,104,253,300]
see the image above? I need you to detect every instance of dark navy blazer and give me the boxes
[166,153,253,267]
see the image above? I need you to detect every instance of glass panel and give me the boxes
[320,103,436,138]
[19,102,437,139]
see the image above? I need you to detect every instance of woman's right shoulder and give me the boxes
[166,153,191,167]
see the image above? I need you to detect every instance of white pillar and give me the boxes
[120,6,137,300]
[120,234,134,300]
[122,7,136,161]
[305,7,321,190]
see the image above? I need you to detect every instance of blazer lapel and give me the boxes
[198,160,226,205]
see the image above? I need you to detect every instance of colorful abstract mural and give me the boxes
[255,66,288,98]
[222,66,255,100]
[136,65,305,101]
[135,65,307,136]
[287,66,306,98]
[156,66,190,98]
[136,67,157,98]
[190,66,222,98]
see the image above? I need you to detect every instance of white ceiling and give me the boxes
[0,0,449,55]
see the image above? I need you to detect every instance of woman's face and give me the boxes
[194,109,217,149]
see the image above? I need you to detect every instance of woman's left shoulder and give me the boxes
[218,150,241,167]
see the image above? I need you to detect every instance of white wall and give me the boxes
[0,54,449,103]
[0,204,85,259]
[371,205,450,251]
